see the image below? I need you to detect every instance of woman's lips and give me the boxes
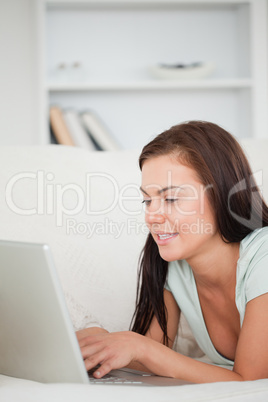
[156,232,179,244]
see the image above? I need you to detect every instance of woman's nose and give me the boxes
[145,199,166,224]
[146,212,166,225]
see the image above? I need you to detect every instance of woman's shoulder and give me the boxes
[240,227,268,255]
[239,227,268,267]
[238,227,268,304]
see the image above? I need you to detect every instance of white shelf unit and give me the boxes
[47,79,253,91]
[45,0,268,149]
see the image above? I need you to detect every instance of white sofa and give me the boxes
[1,141,268,401]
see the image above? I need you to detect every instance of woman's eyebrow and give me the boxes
[140,185,182,196]
[140,187,149,196]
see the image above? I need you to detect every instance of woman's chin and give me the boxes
[158,250,180,262]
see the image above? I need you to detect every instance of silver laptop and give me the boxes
[0,240,190,386]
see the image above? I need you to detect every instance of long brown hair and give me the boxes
[131,121,268,344]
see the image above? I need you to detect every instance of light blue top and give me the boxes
[165,227,268,366]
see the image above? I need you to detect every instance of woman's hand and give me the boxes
[76,326,109,341]
[78,331,146,378]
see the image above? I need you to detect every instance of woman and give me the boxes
[77,121,268,383]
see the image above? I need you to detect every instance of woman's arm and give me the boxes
[78,292,268,382]
[134,293,268,383]
[233,292,268,380]
[77,289,180,373]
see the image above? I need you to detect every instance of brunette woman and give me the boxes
[77,121,268,383]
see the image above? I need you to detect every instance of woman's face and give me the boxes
[141,154,219,263]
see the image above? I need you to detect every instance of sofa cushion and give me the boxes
[0,145,146,333]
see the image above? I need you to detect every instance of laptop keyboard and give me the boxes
[89,374,142,384]
[88,368,143,385]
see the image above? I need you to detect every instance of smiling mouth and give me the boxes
[157,233,178,240]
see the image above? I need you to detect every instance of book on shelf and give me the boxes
[49,106,75,146]
[50,126,58,145]
[81,111,120,151]
[63,109,96,151]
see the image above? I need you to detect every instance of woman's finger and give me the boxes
[84,349,108,372]
[93,360,114,378]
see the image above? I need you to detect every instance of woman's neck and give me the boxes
[186,237,240,292]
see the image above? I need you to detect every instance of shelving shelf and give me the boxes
[1,0,267,148]
[45,0,268,148]
[47,79,253,92]
[46,0,251,7]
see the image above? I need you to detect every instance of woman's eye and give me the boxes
[142,199,151,206]
[165,198,178,203]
